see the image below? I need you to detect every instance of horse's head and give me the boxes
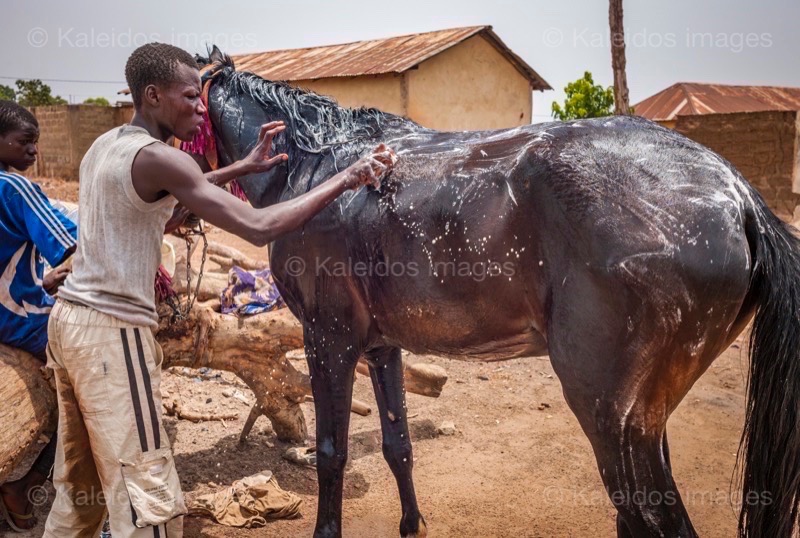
[196,46,292,208]
[198,45,411,207]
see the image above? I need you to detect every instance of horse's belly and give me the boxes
[431,329,550,362]
[373,297,549,362]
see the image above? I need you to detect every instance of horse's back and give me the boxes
[359,116,755,360]
[533,116,754,359]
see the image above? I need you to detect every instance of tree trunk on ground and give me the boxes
[157,307,310,442]
[0,345,57,484]
[609,0,631,115]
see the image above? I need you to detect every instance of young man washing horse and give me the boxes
[44,42,395,538]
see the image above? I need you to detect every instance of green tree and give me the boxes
[15,79,67,107]
[0,84,14,101]
[551,72,615,121]
[83,97,110,106]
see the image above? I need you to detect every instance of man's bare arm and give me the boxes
[134,143,395,246]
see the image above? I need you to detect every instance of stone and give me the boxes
[438,421,457,436]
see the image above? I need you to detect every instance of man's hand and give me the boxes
[43,265,70,295]
[340,144,397,190]
[164,205,192,235]
[240,121,290,174]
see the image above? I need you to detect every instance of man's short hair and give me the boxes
[0,100,38,136]
[125,43,198,107]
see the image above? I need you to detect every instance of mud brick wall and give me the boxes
[28,104,134,181]
[674,110,800,220]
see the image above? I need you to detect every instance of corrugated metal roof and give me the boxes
[231,26,551,90]
[635,83,800,121]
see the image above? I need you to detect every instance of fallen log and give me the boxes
[159,313,447,441]
[157,307,309,442]
[0,344,57,484]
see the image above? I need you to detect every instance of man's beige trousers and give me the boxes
[44,299,184,538]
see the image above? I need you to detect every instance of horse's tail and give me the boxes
[739,194,800,537]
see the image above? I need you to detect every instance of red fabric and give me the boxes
[155,264,177,303]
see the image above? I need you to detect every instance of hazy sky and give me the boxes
[2,0,798,123]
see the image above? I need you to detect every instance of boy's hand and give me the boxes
[341,144,397,190]
[241,121,289,174]
[44,265,70,295]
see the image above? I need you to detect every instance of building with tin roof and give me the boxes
[230,26,551,131]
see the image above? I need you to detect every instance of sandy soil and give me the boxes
[5,178,751,537]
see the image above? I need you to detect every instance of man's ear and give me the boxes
[143,84,160,107]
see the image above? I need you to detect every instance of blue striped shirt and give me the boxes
[0,171,77,355]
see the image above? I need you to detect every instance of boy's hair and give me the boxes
[0,100,38,136]
[125,43,198,107]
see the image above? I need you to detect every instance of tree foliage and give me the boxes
[15,79,67,107]
[83,97,110,106]
[0,84,14,101]
[551,71,615,121]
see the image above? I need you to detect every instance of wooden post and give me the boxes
[609,0,631,115]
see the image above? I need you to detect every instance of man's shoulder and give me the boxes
[134,142,197,177]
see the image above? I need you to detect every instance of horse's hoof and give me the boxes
[401,516,428,537]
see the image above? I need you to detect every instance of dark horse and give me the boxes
[198,49,800,537]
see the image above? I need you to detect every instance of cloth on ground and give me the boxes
[220,266,284,316]
[187,471,301,527]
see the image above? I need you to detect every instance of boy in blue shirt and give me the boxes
[0,100,77,531]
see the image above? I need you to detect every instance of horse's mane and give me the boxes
[202,51,412,156]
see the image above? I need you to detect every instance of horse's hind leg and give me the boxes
[556,356,699,537]
[545,274,712,537]
[365,346,427,537]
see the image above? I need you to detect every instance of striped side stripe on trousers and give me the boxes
[120,328,167,537]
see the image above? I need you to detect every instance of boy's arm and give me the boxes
[3,175,77,267]
[134,143,394,247]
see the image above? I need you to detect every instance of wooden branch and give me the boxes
[287,349,448,398]
[239,403,264,443]
[163,399,240,423]
[354,359,448,398]
[350,399,372,417]
[207,242,268,271]
[171,270,229,302]
[305,395,372,417]
[208,253,268,273]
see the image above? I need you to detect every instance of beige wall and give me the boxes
[674,110,800,220]
[296,74,406,117]
[29,104,133,181]
[406,35,532,130]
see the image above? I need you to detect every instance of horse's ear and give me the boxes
[209,45,234,69]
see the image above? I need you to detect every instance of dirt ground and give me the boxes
[6,178,751,537]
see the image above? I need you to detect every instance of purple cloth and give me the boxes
[220,266,284,316]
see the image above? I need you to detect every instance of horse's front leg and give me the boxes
[305,329,360,538]
[366,346,427,537]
